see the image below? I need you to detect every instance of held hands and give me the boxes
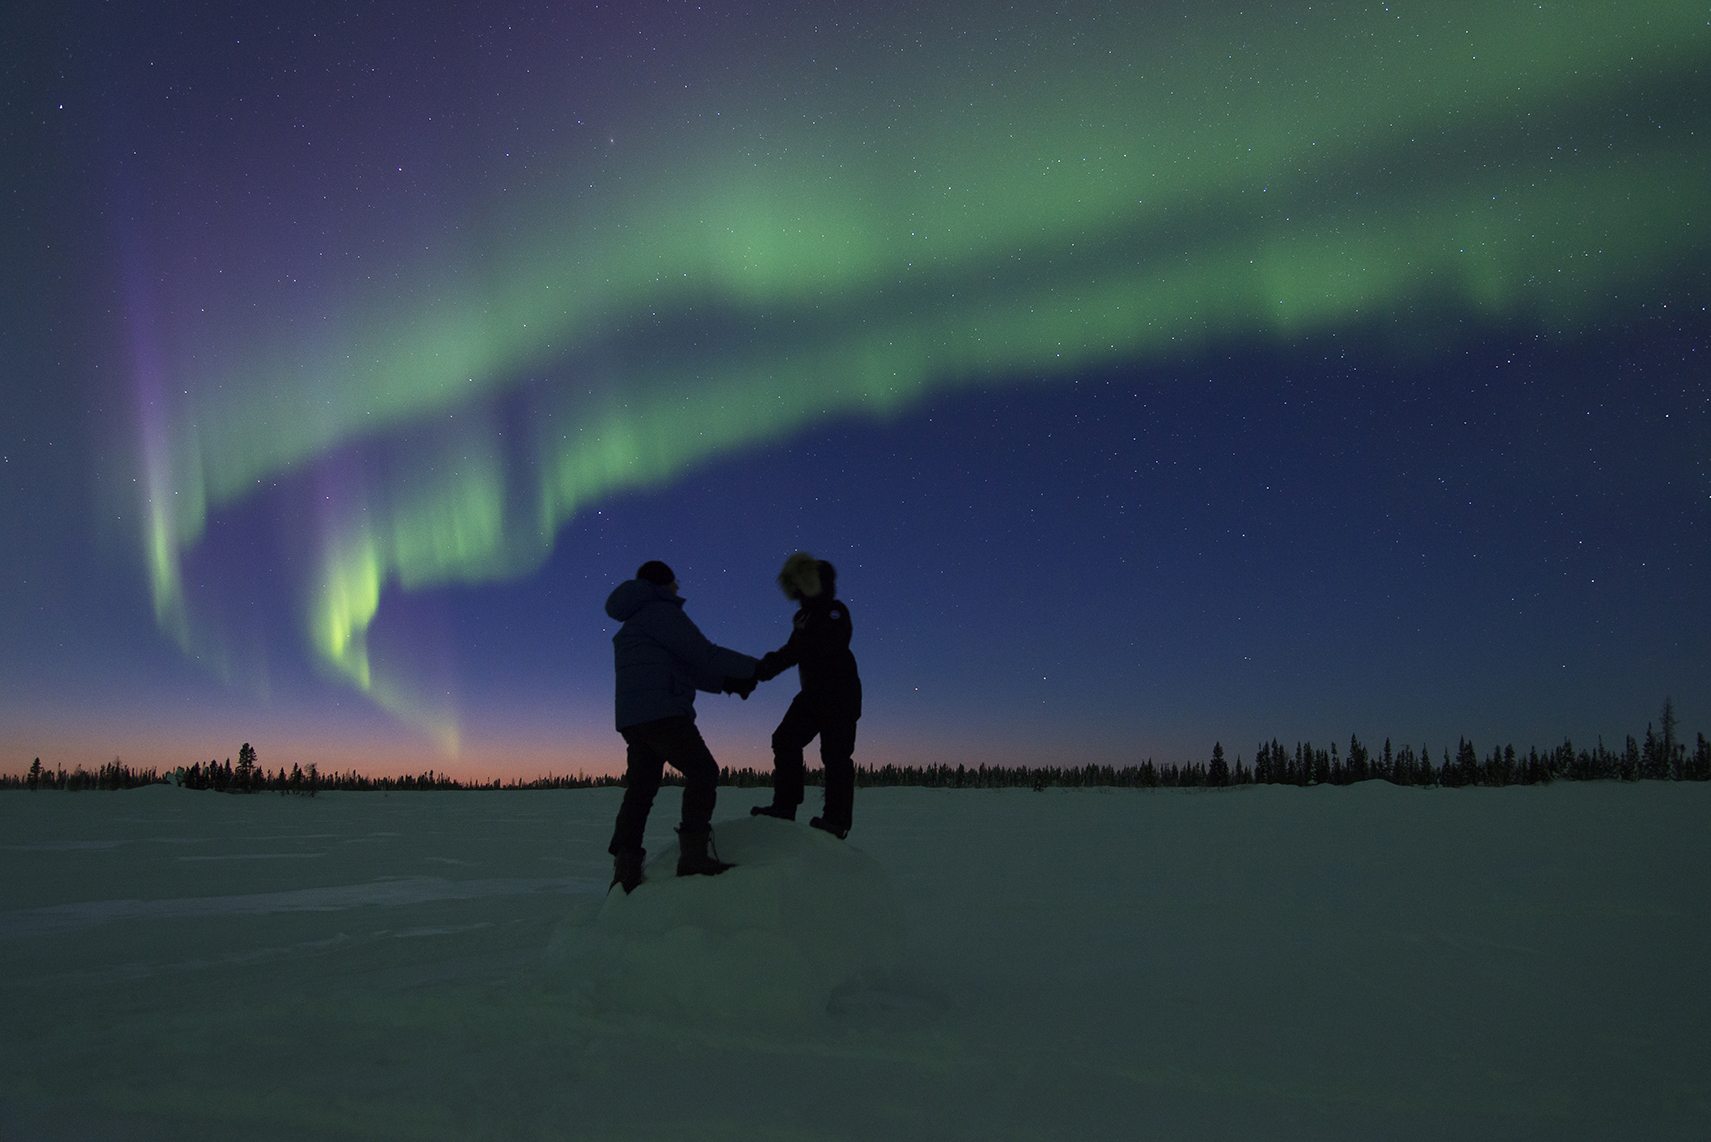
[723,675,758,700]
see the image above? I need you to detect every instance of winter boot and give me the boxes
[610,847,646,894]
[676,825,735,877]
[809,816,849,840]
[750,802,796,821]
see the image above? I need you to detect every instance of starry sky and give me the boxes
[3,1,1707,780]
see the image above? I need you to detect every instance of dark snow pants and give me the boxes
[769,692,858,828]
[608,715,719,855]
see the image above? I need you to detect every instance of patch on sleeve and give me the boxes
[830,609,843,621]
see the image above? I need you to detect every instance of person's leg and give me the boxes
[766,693,817,813]
[656,716,719,833]
[608,726,666,856]
[817,716,858,833]
[652,717,733,876]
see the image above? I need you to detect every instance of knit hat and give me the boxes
[636,560,676,586]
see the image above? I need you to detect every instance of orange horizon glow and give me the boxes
[2,723,1148,785]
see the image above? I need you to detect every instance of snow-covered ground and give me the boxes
[2,782,1706,1140]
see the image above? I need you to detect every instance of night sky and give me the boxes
[3,1,1707,780]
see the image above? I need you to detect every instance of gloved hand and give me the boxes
[723,675,757,700]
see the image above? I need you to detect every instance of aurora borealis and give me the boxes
[3,1,1708,778]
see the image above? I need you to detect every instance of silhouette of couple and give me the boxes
[604,553,863,894]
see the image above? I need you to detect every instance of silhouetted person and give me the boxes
[606,560,757,892]
[750,553,862,838]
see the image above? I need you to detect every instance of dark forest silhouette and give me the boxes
[8,703,1708,793]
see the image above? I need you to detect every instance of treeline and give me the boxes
[10,758,166,791]
[6,755,328,794]
[822,728,1711,791]
[9,718,1708,793]
[174,757,323,795]
[267,769,627,792]
[0,756,633,793]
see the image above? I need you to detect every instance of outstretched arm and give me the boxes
[754,603,850,681]
[641,605,757,691]
[754,647,794,682]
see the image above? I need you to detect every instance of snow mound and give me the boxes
[550,816,904,1024]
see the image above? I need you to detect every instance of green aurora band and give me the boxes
[133,2,1711,749]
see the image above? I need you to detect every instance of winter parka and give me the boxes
[755,593,862,719]
[605,578,757,731]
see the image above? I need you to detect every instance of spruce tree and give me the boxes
[1661,698,1680,779]
[1209,742,1229,787]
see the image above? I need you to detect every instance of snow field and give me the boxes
[549,816,904,1025]
[0,781,1707,1140]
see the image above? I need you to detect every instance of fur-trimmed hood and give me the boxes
[778,552,835,600]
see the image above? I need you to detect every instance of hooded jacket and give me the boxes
[605,578,758,730]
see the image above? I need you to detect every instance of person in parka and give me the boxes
[750,552,862,838]
[605,560,758,893]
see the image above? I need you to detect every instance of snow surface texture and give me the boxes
[548,816,905,1024]
[2,783,1709,1140]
